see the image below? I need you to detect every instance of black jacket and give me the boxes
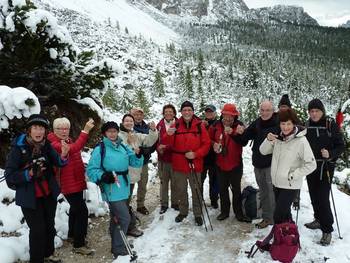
[5,134,67,209]
[237,113,279,169]
[204,118,218,166]
[305,117,345,172]
[134,121,156,164]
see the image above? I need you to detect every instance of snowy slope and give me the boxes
[36,0,179,45]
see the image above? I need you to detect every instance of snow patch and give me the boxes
[73,97,104,119]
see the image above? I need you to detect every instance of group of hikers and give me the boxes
[4,94,345,263]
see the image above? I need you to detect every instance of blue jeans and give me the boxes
[108,200,131,255]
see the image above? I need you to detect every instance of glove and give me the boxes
[101,172,115,184]
[292,197,300,210]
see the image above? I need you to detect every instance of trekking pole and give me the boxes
[188,160,208,231]
[189,160,214,231]
[326,168,343,239]
[113,216,138,262]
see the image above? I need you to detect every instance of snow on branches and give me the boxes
[0,85,40,131]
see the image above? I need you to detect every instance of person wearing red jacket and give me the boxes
[163,101,211,226]
[336,108,344,129]
[209,103,251,223]
[156,104,178,214]
[48,117,95,256]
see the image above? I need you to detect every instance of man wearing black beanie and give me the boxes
[278,94,292,111]
[304,98,345,246]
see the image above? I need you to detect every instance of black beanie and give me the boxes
[180,101,194,111]
[26,114,49,129]
[278,94,292,108]
[308,99,325,113]
[101,121,119,134]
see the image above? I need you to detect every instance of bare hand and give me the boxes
[321,148,330,159]
[224,126,233,135]
[185,151,196,159]
[213,142,222,153]
[83,118,95,133]
[134,147,140,155]
[267,133,278,142]
[61,140,70,157]
[235,124,245,135]
[167,127,176,136]
[149,121,156,131]
[157,144,166,154]
[127,133,137,145]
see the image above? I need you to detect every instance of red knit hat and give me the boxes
[221,103,239,116]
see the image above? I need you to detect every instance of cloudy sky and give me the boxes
[244,0,350,27]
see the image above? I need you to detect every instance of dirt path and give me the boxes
[56,171,161,263]
[55,169,254,263]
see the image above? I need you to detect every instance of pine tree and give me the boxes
[0,0,113,100]
[244,98,259,124]
[185,66,194,98]
[154,69,165,97]
[134,88,150,117]
[197,49,205,79]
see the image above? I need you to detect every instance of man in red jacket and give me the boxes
[209,103,251,223]
[163,101,211,226]
[48,117,95,255]
[156,104,178,214]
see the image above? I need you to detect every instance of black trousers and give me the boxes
[217,166,244,217]
[65,191,88,248]
[201,164,219,203]
[21,196,57,263]
[127,184,137,231]
[273,187,298,224]
[307,167,334,233]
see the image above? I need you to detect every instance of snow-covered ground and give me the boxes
[1,147,350,262]
[36,0,179,46]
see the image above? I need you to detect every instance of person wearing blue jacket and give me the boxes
[5,114,69,263]
[87,121,143,259]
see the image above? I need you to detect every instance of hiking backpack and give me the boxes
[241,186,261,220]
[246,221,300,263]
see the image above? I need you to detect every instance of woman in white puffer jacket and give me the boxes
[260,108,316,224]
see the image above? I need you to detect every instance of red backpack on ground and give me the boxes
[246,222,300,263]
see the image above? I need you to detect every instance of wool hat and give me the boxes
[180,101,194,111]
[26,114,50,129]
[204,104,216,112]
[221,103,239,116]
[278,94,292,108]
[308,99,325,113]
[101,121,119,134]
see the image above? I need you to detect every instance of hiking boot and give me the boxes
[171,204,179,211]
[305,219,321,230]
[320,232,332,246]
[236,215,252,223]
[159,206,168,214]
[72,246,95,256]
[195,217,203,226]
[216,213,229,221]
[113,249,129,259]
[127,227,144,237]
[137,206,149,215]
[44,254,62,263]
[255,219,273,229]
[175,214,187,223]
[211,200,218,209]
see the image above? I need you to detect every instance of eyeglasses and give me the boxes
[55,127,70,131]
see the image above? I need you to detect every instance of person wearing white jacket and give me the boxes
[260,108,316,224]
[118,113,158,237]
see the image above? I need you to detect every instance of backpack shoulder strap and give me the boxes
[99,141,106,172]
